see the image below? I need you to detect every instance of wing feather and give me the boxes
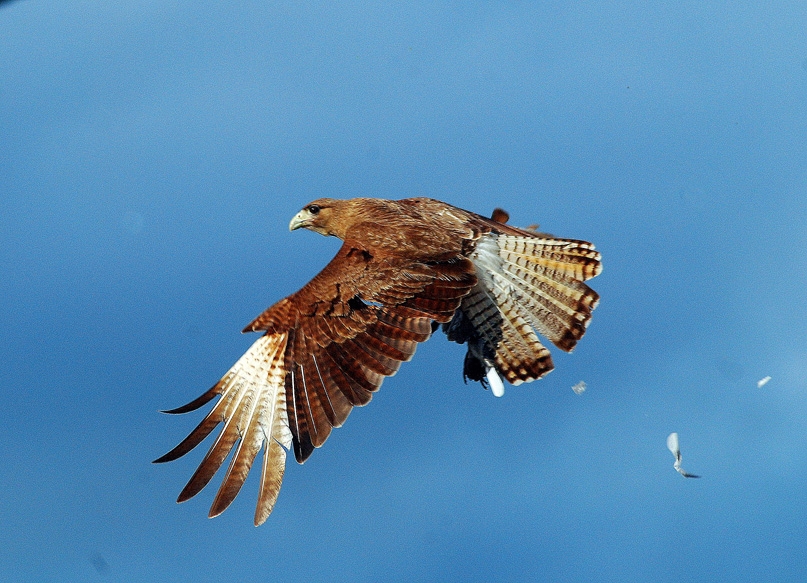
[286,363,316,466]
[317,347,374,407]
[326,339,385,392]
[153,334,291,523]
[296,361,330,448]
[153,396,227,463]
[254,434,288,525]
[343,336,401,376]
[174,376,253,501]
[208,390,264,518]
[267,252,475,465]
[310,352,354,427]
[357,328,411,362]
[160,384,221,415]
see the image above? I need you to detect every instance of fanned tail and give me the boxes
[444,232,601,389]
[495,235,601,352]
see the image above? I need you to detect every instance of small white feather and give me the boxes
[571,381,586,395]
[666,432,699,478]
[666,432,680,456]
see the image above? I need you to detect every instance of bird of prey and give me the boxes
[155,197,602,525]
[666,432,700,478]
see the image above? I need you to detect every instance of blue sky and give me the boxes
[2,1,807,581]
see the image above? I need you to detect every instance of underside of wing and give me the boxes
[154,333,291,526]
[156,247,477,524]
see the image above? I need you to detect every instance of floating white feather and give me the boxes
[571,381,586,395]
[667,432,700,478]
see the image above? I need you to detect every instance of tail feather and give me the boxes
[498,236,602,281]
[444,231,601,388]
[484,269,555,383]
[494,264,598,351]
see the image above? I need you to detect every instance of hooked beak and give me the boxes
[289,211,308,231]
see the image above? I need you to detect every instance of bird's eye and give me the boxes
[307,204,320,215]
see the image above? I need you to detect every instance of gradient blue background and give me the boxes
[2,2,807,581]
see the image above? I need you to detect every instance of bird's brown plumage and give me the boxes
[155,197,601,525]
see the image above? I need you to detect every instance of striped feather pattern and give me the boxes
[499,236,602,282]
[154,334,291,525]
[448,232,601,386]
[285,259,475,464]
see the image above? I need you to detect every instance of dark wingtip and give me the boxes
[177,488,195,504]
[152,452,175,464]
[293,433,316,465]
[160,384,221,415]
[153,439,199,463]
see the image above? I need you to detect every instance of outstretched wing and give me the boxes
[155,242,476,525]
[247,246,476,464]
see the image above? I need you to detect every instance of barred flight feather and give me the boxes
[486,275,554,383]
[156,333,291,525]
[498,237,602,282]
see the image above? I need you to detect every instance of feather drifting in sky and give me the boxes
[571,381,586,394]
[666,432,700,478]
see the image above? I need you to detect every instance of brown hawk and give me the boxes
[155,197,602,525]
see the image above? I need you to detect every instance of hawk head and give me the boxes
[289,199,340,237]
